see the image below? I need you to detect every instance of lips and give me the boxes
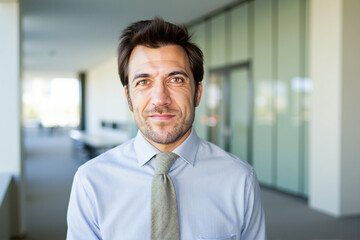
[149,114,175,121]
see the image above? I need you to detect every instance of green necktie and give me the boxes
[151,152,180,240]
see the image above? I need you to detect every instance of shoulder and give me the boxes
[198,138,253,169]
[77,137,136,177]
[196,138,254,178]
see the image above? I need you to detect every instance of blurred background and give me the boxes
[0,0,359,239]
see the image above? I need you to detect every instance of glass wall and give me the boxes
[23,77,80,131]
[190,0,309,197]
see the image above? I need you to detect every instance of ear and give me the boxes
[124,86,133,111]
[195,82,203,107]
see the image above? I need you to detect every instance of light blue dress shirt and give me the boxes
[67,129,267,240]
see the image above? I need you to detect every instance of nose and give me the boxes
[150,81,171,106]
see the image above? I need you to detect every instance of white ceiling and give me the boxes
[22,0,238,78]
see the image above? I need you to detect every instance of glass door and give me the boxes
[207,63,252,163]
[229,68,250,162]
[207,73,227,150]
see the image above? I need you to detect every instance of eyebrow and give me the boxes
[167,71,190,79]
[132,71,190,82]
[132,73,151,82]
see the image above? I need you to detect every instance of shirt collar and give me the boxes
[172,128,200,166]
[134,130,159,167]
[134,128,201,167]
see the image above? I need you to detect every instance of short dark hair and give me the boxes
[117,17,204,89]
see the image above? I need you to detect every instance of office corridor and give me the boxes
[24,130,80,240]
[23,130,360,240]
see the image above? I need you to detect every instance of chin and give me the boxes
[145,127,184,145]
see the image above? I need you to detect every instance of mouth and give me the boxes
[149,114,176,121]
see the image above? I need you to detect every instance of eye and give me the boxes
[170,77,184,83]
[137,79,150,86]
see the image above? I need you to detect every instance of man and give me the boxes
[67,17,266,240]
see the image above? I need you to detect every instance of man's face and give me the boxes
[125,45,202,149]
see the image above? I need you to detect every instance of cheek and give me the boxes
[175,91,195,111]
[126,94,133,111]
[131,91,151,111]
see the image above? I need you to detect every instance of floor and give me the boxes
[261,188,360,240]
[24,130,81,240]
[23,130,360,240]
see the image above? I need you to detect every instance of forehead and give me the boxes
[128,45,190,75]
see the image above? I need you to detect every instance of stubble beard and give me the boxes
[142,115,194,145]
[127,89,198,145]
[128,99,194,145]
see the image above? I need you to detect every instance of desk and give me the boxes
[69,130,128,159]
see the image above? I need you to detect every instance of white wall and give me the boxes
[340,0,360,215]
[0,1,21,176]
[86,56,130,134]
[309,0,342,217]
[310,0,360,217]
[0,0,24,235]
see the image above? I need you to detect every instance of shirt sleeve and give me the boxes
[66,170,102,240]
[240,169,267,240]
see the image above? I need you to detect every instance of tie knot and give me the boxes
[154,152,178,174]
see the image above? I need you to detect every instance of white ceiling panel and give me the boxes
[22,0,238,76]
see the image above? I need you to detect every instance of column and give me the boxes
[0,0,24,235]
[310,0,360,217]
